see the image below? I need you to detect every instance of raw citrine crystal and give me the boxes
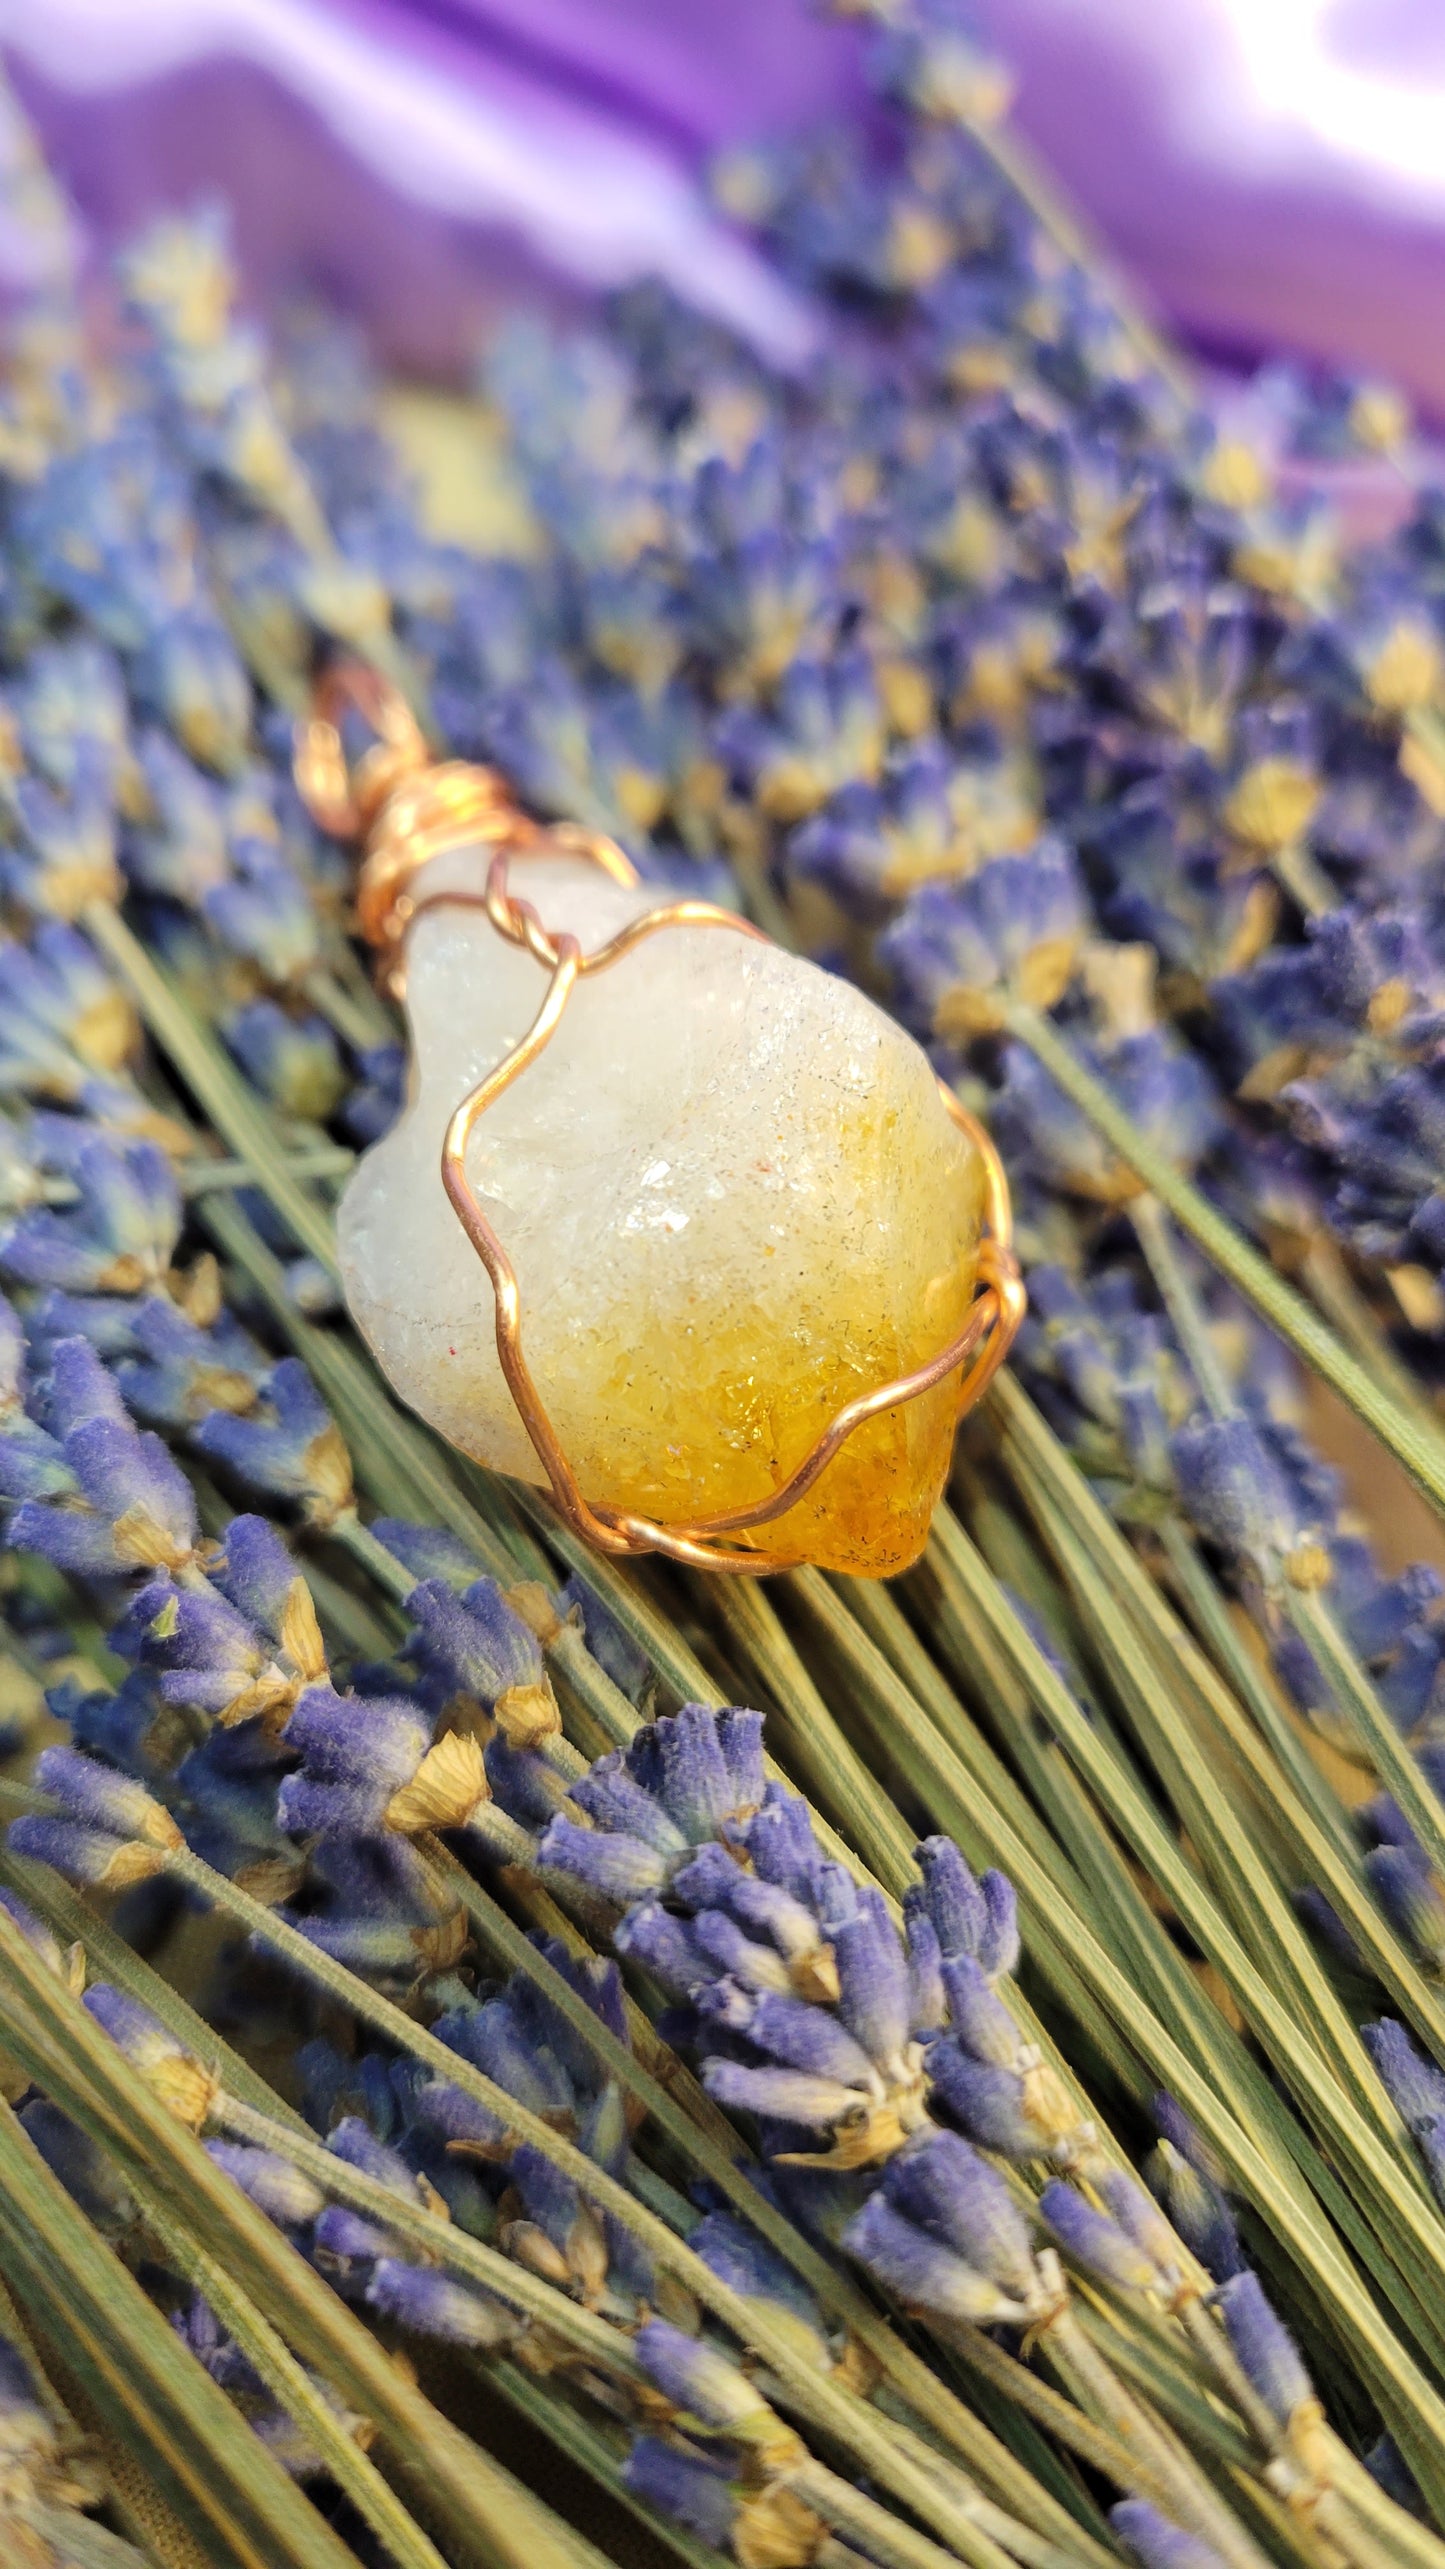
[339,849,984,1574]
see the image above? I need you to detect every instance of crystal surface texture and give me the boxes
[339,850,983,1572]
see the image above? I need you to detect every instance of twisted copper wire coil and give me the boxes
[296,663,1025,1574]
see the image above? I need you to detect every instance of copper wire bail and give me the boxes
[296,661,1026,1574]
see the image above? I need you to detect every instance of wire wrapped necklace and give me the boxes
[296,661,1022,1575]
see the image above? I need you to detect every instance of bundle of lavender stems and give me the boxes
[6,6,1445,2565]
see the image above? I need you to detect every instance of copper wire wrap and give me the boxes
[296,662,1026,1574]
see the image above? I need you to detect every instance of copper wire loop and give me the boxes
[296,662,1025,1574]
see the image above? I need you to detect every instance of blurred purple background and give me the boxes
[2,0,1443,409]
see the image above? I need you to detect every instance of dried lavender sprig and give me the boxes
[0,1887,632,2569]
[3,1810,1112,2569]
[134,2184,452,2569]
[2,1792,1056,2569]
[5,1294,1419,2538]
[2,1870,1079,2569]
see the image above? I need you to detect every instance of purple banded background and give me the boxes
[2,0,1444,408]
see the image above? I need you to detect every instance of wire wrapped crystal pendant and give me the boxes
[296,667,1023,1576]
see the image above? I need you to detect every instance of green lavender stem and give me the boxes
[1285,1583,1445,1887]
[1040,2301,1270,2569]
[1155,1516,1360,1869]
[0,1908,609,2569]
[137,2187,451,2569]
[85,902,343,1280]
[993,1380,1445,2070]
[134,1847,1074,2569]
[0,2086,358,2569]
[1001,1002,1445,1525]
[209,2096,639,2376]
[0,1833,1103,2565]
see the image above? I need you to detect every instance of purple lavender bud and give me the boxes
[1097,2168,1186,2278]
[817,1871,911,2069]
[195,1358,351,1523]
[484,1733,571,1828]
[366,2260,515,2349]
[83,1979,219,2123]
[82,1982,178,2066]
[116,1295,269,1434]
[509,2140,590,2249]
[558,1573,652,1707]
[1364,2435,1426,2519]
[1215,2273,1314,2427]
[226,1002,342,1121]
[880,840,1086,1039]
[1366,1845,1445,1962]
[904,1901,946,2038]
[1413,2115,1445,2206]
[1,1138,178,1293]
[623,2437,737,2550]
[925,2044,1040,2157]
[688,2213,828,2346]
[0,1887,69,1981]
[915,1836,988,1961]
[715,1707,766,1813]
[370,1519,478,1593]
[978,1870,1021,1980]
[0,1417,73,1505]
[1145,2118,1242,2283]
[207,1517,301,1642]
[277,1774,390,1838]
[35,1746,177,1848]
[1361,2019,1445,2130]
[651,1703,742,1840]
[843,2192,1030,2325]
[20,2099,137,2237]
[434,1994,574,2123]
[406,1575,546,1715]
[509,1939,628,2082]
[313,2201,397,2276]
[703,2058,866,2131]
[203,2140,325,2229]
[1111,2501,1230,2569]
[7,1812,154,1887]
[942,1955,1024,2069]
[68,1414,198,1561]
[405,2076,510,2158]
[1171,1417,1303,1577]
[536,1814,671,1904]
[1039,2180,1163,2294]
[692,1910,794,1996]
[703,1984,875,2088]
[1144,2143,1242,2281]
[109,1575,265,1716]
[614,1896,711,1995]
[884,2131,1037,2296]
[1361,1793,1421,1854]
[741,1785,823,1903]
[285,1683,431,1790]
[672,1844,823,1972]
[43,1337,128,1438]
[633,2320,780,2436]
[7,1493,131,1578]
[568,1748,692,1858]
[285,1908,439,1993]
[326,2115,418,2195]
[0,1293,24,1403]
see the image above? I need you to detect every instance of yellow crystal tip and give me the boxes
[562,1095,986,1576]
